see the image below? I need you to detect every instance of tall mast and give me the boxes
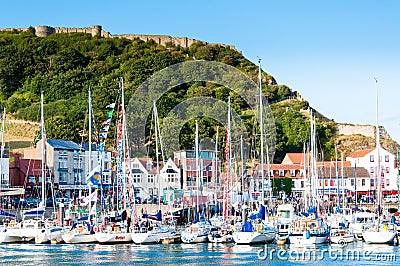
[88,87,92,219]
[153,100,161,210]
[335,144,340,212]
[374,78,381,215]
[195,120,199,215]
[120,77,128,211]
[228,96,232,205]
[214,126,219,205]
[354,162,357,210]
[341,151,345,210]
[0,107,5,191]
[41,91,46,206]
[241,135,244,199]
[258,59,265,203]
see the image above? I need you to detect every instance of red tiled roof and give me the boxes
[317,161,351,167]
[266,164,302,170]
[348,149,374,158]
[283,153,309,165]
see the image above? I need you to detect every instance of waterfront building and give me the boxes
[173,150,221,192]
[129,157,181,201]
[346,147,398,195]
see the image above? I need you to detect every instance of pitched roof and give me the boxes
[47,139,82,150]
[319,166,370,178]
[282,153,309,165]
[317,161,351,167]
[348,149,374,158]
[81,143,111,152]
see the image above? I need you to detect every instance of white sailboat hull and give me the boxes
[208,234,233,243]
[233,231,275,244]
[181,232,209,243]
[96,232,132,244]
[131,232,161,244]
[0,228,22,243]
[62,232,97,244]
[330,235,355,244]
[363,231,397,244]
[20,228,41,242]
[35,227,65,244]
[289,234,329,245]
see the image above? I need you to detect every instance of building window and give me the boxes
[208,166,212,171]
[278,170,284,177]
[361,179,365,186]
[300,181,304,188]
[385,155,389,162]
[290,169,296,177]
[59,172,67,183]
[351,179,354,186]
[104,162,109,171]
[386,179,390,186]
[291,181,295,187]
[370,155,374,162]
[28,176,36,183]
[370,167,374,173]
[386,167,390,173]
[300,170,304,177]
[186,166,191,171]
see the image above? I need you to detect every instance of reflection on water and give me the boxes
[0,242,398,265]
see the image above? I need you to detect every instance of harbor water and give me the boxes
[0,241,399,265]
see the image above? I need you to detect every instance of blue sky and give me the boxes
[2,0,400,143]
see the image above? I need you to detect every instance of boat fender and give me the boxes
[306,230,310,239]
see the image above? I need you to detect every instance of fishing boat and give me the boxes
[289,217,330,245]
[275,204,295,244]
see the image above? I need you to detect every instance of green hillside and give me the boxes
[0,28,336,162]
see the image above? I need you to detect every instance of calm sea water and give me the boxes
[0,241,398,265]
